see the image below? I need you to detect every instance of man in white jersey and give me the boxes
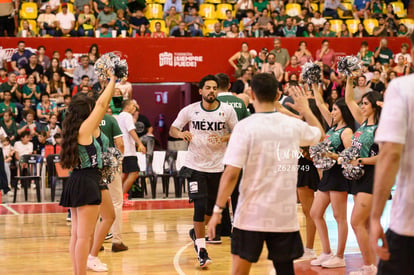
[169,75,238,268]
[370,32,414,275]
[208,73,324,275]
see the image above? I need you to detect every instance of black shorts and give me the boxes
[350,165,374,195]
[122,156,139,173]
[184,167,222,201]
[378,229,414,275]
[231,227,304,263]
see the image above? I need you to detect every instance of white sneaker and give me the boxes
[296,248,317,261]
[321,255,346,268]
[349,264,378,275]
[310,252,333,266]
[87,256,108,272]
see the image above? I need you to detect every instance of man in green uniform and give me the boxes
[100,113,128,252]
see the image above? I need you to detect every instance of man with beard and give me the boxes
[169,75,238,268]
[261,53,284,83]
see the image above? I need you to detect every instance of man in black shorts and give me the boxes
[169,75,238,268]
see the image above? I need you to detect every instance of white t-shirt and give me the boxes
[223,112,321,232]
[394,52,412,64]
[117,111,137,157]
[375,75,414,236]
[14,141,34,158]
[311,17,327,27]
[115,82,132,100]
[62,57,79,70]
[0,48,5,69]
[172,101,238,173]
[56,12,75,29]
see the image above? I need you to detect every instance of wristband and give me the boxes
[358,159,363,164]
[213,204,224,214]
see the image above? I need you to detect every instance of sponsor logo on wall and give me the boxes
[159,52,203,68]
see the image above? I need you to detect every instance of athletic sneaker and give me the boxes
[66,209,71,222]
[321,255,346,268]
[198,248,212,268]
[189,228,197,252]
[310,252,333,266]
[105,233,113,240]
[296,248,317,261]
[349,264,378,275]
[87,256,108,272]
[205,236,222,244]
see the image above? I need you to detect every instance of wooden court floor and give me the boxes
[0,192,392,275]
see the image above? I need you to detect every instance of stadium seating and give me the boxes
[338,3,353,19]
[203,19,219,35]
[19,2,38,20]
[310,3,319,14]
[199,4,216,20]
[145,4,164,19]
[400,18,414,31]
[19,19,38,35]
[390,1,407,18]
[216,4,233,20]
[363,18,379,35]
[345,19,360,34]
[285,3,301,17]
[329,19,342,33]
[205,0,222,4]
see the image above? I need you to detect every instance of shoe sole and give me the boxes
[105,235,113,240]
[205,240,222,244]
[321,264,346,268]
[200,259,212,268]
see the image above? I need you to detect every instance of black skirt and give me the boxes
[350,165,375,195]
[297,158,319,191]
[318,163,350,192]
[59,168,102,207]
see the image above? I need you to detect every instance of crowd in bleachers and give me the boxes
[1,0,412,38]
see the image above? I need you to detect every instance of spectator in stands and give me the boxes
[294,8,310,35]
[370,0,383,18]
[14,132,34,160]
[73,55,98,86]
[72,75,90,96]
[323,0,347,19]
[151,21,167,38]
[353,22,370,37]
[93,0,107,15]
[269,38,290,68]
[231,68,251,95]
[32,130,48,154]
[111,0,128,14]
[263,21,282,37]
[0,0,17,37]
[88,44,100,65]
[209,22,226,37]
[96,4,116,32]
[24,54,43,83]
[0,91,18,118]
[164,0,183,16]
[316,39,336,68]
[254,48,267,71]
[11,41,32,72]
[394,43,412,66]
[46,72,67,103]
[78,4,96,37]
[22,74,41,106]
[171,22,190,37]
[303,22,319,37]
[0,49,6,71]
[56,3,77,37]
[62,49,78,78]
[59,95,71,120]
[357,41,375,67]
[115,9,129,37]
[45,114,61,144]
[261,52,283,82]
[354,75,373,104]
[17,20,35,38]
[74,0,91,14]
[227,23,244,38]
[37,46,50,72]
[373,16,392,37]
[16,68,27,86]
[0,68,7,85]
[235,0,254,21]
[319,21,336,37]
[374,38,393,65]
[282,17,297,37]
[385,3,399,35]
[166,6,182,36]
[257,8,272,30]
[223,10,239,33]
[130,9,149,36]
[254,0,270,14]
[284,55,302,83]
[310,11,326,33]
[228,42,252,78]
[0,72,21,105]
[367,69,385,94]
[386,70,397,87]
[295,41,313,66]
[338,23,351,37]
[353,0,371,19]
[38,5,57,37]
[44,58,64,82]
[183,0,199,16]
[0,111,17,144]
[184,7,204,37]
[37,92,58,125]
[52,51,60,61]
[17,109,39,137]
[134,24,151,37]
[397,23,410,37]
[392,55,410,77]
[115,77,132,100]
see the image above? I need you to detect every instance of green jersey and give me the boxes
[77,137,102,169]
[324,126,346,153]
[375,47,393,65]
[0,102,17,115]
[352,121,378,158]
[217,92,249,121]
[100,114,123,148]
[208,32,226,37]
[357,51,374,66]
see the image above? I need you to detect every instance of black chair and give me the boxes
[13,154,43,203]
[155,151,185,198]
[46,154,69,202]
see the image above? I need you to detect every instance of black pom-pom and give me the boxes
[337,56,361,76]
[302,62,321,84]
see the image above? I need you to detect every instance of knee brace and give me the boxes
[193,197,207,222]
[205,198,216,217]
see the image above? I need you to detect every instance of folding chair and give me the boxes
[13,154,43,203]
[46,154,69,202]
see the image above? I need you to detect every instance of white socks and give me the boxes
[195,238,206,253]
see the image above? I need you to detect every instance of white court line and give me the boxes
[173,242,192,275]
[1,204,20,215]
